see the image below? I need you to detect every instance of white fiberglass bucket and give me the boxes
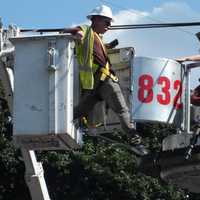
[132,56,184,124]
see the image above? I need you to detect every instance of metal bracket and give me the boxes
[48,45,57,71]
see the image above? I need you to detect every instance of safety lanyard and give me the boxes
[83,27,92,66]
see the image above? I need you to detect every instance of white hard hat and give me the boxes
[87,5,113,21]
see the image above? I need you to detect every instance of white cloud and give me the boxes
[152,2,200,21]
[104,1,200,88]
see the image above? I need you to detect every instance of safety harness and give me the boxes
[99,63,118,82]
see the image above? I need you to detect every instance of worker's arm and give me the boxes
[62,27,84,41]
[176,54,200,62]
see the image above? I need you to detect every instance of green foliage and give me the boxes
[0,136,30,200]
[0,129,193,200]
[0,81,12,140]
[39,136,186,200]
[0,81,30,200]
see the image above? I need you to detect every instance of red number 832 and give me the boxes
[138,74,182,109]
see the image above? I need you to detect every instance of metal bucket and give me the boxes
[132,56,184,124]
[11,34,82,150]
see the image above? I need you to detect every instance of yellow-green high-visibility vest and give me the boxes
[75,25,99,90]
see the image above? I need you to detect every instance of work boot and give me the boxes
[128,132,149,156]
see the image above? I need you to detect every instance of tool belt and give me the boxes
[99,63,118,82]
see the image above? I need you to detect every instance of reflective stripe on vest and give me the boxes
[76,25,98,89]
[79,64,98,72]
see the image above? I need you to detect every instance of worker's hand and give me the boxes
[175,57,189,63]
[106,39,119,49]
[74,30,84,41]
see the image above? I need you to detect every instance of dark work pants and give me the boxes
[74,78,135,134]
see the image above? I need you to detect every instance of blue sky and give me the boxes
[1,0,200,87]
[1,0,199,28]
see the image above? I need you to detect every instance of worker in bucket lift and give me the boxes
[176,54,200,106]
[176,32,200,107]
[63,5,148,155]
[176,32,200,63]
